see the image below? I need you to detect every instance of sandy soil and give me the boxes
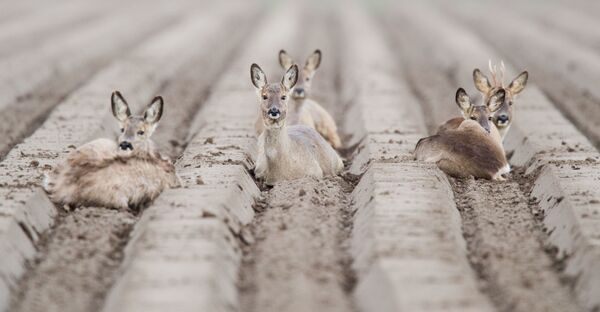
[239,177,356,312]
[451,172,583,312]
[9,208,136,312]
[2,1,600,311]
[6,7,253,309]
[379,6,590,311]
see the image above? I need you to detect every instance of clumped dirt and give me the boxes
[9,208,136,312]
[239,176,356,312]
[450,170,583,312]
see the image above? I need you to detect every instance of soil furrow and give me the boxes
[451,172,581,312]
[9,209,137,312]
[377,5,584,311]
[7,5,257,311]
[240,177,356,312]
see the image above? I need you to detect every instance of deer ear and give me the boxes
[455,88,472,112]
[279,50,294,69]
[473,69,492,93]
[488,89,506,112]
[144,96,163,124]
[305,49,321,71]
[508,71,528,95]
[282,64,298,90]
[111,91,130,122]
[250,63,267,89]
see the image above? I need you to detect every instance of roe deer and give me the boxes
[254,49,342,149]
[251,63,343,185]
[472,61,528,140]
[416,88,509,180]
[43,91,180,210]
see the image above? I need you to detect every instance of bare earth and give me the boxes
[1,1,600,312]
[239,177,356,312]
[9,208,136,312]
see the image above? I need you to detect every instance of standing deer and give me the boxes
[43,91,180,210]
[472,61,528,140]
[415,88,510,180]
[254,49,342,149]
[251,63,343,185]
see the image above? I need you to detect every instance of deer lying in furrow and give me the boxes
[437,61,528,141]
[43,91,180,210]
[251,63,343,185]
[254,50,342,149]
[415,88,510,181]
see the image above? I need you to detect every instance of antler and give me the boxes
[488,60,497,87]
[488,60,506,88]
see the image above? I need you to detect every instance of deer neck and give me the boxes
[496,124,510,142]
[289,98,305,112]
[263,123,290,163]
[489,124,503,147]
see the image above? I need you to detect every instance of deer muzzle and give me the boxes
[119,141,133,151]
[267,107,281,120]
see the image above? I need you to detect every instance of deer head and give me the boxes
[473,61,528,133]
[111,91,163,155]
[250,63,299,129]
[278,49,321,100]
[456,87,505,134]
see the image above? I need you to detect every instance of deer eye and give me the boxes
[470,116,476,120]
[262,94,268,100]
[306,77,310,81]
[137,130,145,135]
[120,128,124,133]
[281,95,287,100]
[488,117,493,120]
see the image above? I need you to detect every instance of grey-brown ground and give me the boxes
[3,0,600,311]
[450,171,583,312]
[5,7,255,309]
[377,5,587,311]
[239,176,356,312]
[9,208,136,312]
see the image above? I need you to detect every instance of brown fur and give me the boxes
[416,121,508,179]
[251,63,343,185]
[44,92,180,210]
[417,88,509,180]
[436,117,464,134]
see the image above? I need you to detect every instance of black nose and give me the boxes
[267,108,280,119]
[119,141,133,151]
[497,115,509,123]
[293,88,305,96]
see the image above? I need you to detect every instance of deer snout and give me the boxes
[267,107,281,120]
[119,141,133,151]
[292,87,305,99]
[496,114,509,125]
